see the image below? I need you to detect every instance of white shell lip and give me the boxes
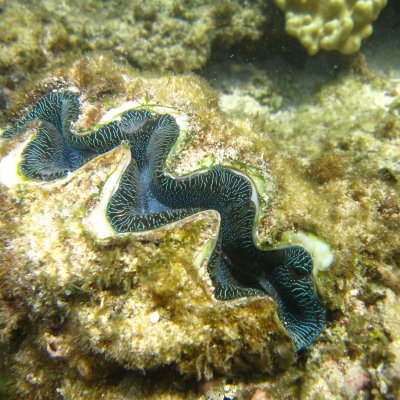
[82,146,132,240]
[0,134,127,192]
[0,135,31,188]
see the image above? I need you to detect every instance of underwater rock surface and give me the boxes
[0,0,389,95]
[1,35,400,397]
[0,0,270,85]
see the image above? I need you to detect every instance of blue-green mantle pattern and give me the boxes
[3,91,326,350]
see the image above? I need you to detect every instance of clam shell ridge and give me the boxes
[2,91,326,350]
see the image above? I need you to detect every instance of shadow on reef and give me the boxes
[3,91,325,350]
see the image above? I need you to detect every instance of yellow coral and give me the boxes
[274,0,388,54]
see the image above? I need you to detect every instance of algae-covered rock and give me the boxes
[0,58,297,399]
[0,0,269,86]
[2,16,400,396]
